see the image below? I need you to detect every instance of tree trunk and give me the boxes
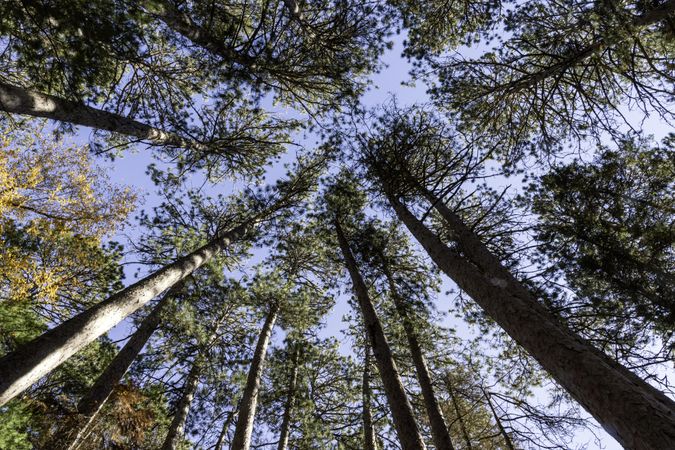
[0,82,204,151]
[381,259,455,450]
[444,377,472,450]
[214,408,236,450]
[277,346,300,450]
[362,344,377,450]
[383,189,675,449]
[334,219,426,450]
[0,221,251,406]
[231,303,279,450]
[60,284,182,450]
[161,356,205,450]
[481,388,515,450]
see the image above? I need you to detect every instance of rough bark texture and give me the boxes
[334,219,426,450]
[0,222,250,406]
[384,190,675,449]
[161,356,204,450]
[381,260,455,450]
[0,82,203,150]
[231,303,279,450]
[277,346,300,450]
[362,344,377,450]
[445,377,472,450]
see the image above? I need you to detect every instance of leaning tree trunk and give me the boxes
[0,82,205,151]
[481,387,515,450]
[0,221,252,406]
[161,355,205,450]
[214,407,237,450]
[231,303,280,450]
[444,376,473,450]
[277,345,300,450]
[381,259,455,450]
[382,187,675,449]
[362,343,378,450]
[334,219,426,450]
[60,284,183,450]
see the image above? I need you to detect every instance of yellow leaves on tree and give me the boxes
[0,122,136,316]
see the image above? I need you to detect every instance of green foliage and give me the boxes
[0,401,32,450]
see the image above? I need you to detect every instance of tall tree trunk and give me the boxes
[444,376,472,450]
[277,345,300,450]
[481,388,515,450]
[362,344,377,450]
[0,221,252,406]
[382,187,675,449]
[214,407,236,450]
[0,82,205,151]
[380,259,455,450]
[60,284,182,450]
[231,303,280,450]
[334,219,426,450]
[161,356,205,450]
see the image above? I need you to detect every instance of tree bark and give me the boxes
[0,81,205,151]
[231,303,280,450]
[481,388,515,450]
[277,345,300,450]
[214,407,236,450]
[334,219,426,450]
[383,189,675,450]
[161,356,205,450]
[381,259,455,450]
[362,344,377,450]
[0,221,251,406]
[444,377,472,450]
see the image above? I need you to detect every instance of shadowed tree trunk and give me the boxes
[231,302,280,450]
[444,376,472,450]
[277,345,300,450]
[334,218,426,450]
[362,343,377,450]
[0,82,206,151]
[0,221,252,407]
[381,184,675,449]
[481,387,515,450]
[161,355,205,450]
[380,257,455,450]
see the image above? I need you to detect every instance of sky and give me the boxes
[77,30,675,449]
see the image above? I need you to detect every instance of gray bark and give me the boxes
[334,219,426,450]
[381,259,455,450]
[277,346,300,450]
[231,303,279,450]
[383,188,675,449]
[362,344,377,450]
[0,81,205,151]
[0,222,251,406]
[161,356,205,450]
[214,408,236,450]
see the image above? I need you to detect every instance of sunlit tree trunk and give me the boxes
[381,259,455,450]
[0,222,251,406]
[334,219,426,450]
[231,303,279,450]
[161,356,205,450]
[382,187,675,449]
[277,346,300,450]
[362,344,377,450]
[214,407,236,450]
[0,82,205,151]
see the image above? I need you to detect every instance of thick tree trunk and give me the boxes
[61,285,182,450]
[362,344,377,450]
[0,82,204,151]
[383,189,675,449]
[481,388,515,450]
[161,356,204,450]
[0,222,251,406]
[334,219,426,450]
[444,377,472,450]
[231,303,279,450]
[381,260,455,450]
[277,346,300,450]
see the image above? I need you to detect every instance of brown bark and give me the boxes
[362,344,377,450]
[277,346,300,450]
[161,356,205,450]
[334,219,426,450]
[0,81,205,151]
[380,258,455,450]
[0,221,251,406]
[231,303,280,450]
[383,188,675,449]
